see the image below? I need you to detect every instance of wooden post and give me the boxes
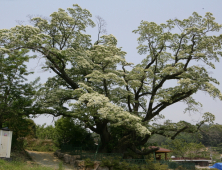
[154,152,156,161]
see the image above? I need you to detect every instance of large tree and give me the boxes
[0,5,221,154]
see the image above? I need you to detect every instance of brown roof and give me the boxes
[148,146,172,153]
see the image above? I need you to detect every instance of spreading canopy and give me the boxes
[0,5,221,153]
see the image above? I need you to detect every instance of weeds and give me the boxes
[58,161,64,170]
[0,159,53,170]
[24,138,58,152]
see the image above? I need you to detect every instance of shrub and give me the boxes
[100,157,168,170]
[84,158,94,168]
[54,117,94,149]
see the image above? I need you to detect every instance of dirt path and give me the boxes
[26,150,74,170]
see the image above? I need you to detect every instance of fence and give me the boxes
[60,144,196,170]
[82,153,123,161]
[123,159,196,169]
[61,145,82,155]
[167,161,196,170]
[123,159,147,165]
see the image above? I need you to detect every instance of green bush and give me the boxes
[32,117,95,151]
[3,118,37,151]
[100,156,121,169]
[53,117,94,149]
[84,158,94,168]
[100,157,168,170]
[144,158,168,170]
[24,138,58,152]
[36,124,56,140]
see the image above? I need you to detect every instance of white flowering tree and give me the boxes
[0,5,221,154]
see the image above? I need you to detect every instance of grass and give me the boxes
[0,149,63,170]
[0,159,54,170]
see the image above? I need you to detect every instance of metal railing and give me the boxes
[122,159,147,165]
[166,161,196,170]
[60,144,196,170]
[81,153,123,161]
[60,145,82,155]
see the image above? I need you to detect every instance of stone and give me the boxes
[77,168,84,170]
[73,155,81,160]
[54,150,61,157]
[93,161,100,170]
[75,160,85,167]
[86,167,94,170]
[70,155,77,166]
[97,166,109,170]
[64,154,71,164]
[58,152,64,159]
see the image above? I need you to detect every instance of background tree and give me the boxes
[199,124,222,147]
[162,138,207,159]
[0,5,221,154]
[35,123,56,140]
[0,50,39,126]
[53,117,94,149]
[0,50,39,150]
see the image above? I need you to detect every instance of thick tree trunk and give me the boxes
[112,132,151,157]
[94,122,150,155]
[100,130,111,153]
[96,122,111,153]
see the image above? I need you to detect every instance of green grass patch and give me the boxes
[0,159,54,170]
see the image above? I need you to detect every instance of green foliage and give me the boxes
[24,138,58,152]
[54,117,94,148]
[162,138,209,159]
[0,50,40,150]
[58,162,64,170]
[31,117,94,150]
[100,157,138,170]
[212,146,222,154]
[118,161,140,170]
[36,124,57,140]
[100,157,121,168]
[100,157,168,170]
[175,132,200,143]
[84,158,94,168]
[5,118,37,151]
[0,50,39,127]
[23,123,59,152]
[199,124,222,147]
[144,158,168,170]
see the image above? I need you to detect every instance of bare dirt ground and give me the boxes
[26,150,74,170]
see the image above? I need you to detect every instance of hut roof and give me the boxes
[149,146,172,153]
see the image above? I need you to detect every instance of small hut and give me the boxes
[148,146,171,160]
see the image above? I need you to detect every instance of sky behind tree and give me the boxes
[0,0,221,125]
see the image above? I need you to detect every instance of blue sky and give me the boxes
[1,0,222,125]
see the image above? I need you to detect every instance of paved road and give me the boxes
[26,150,74,170]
